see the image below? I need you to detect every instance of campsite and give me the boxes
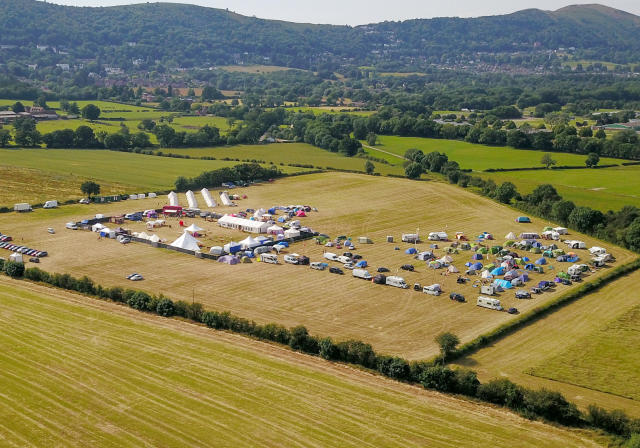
[0,171,631,362]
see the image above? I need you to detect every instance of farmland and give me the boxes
[0,172,632,362]
[451,270,640,416]
[0,149,306,206]
[0,278,602,447]
[478,166,640,213]
[363,135,623,171]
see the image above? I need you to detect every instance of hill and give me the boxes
[0,1,639,70]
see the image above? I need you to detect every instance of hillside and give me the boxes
[0,1,639,70]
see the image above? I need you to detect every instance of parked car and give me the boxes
[377,267,390,273]
[78,198,90,204]
[449,292,465,302]
[127,273,144,281]
[530,287,542,294]
[413,283,422,291]
[47,228,55,234]
[343,262,355,270]
[559,278,572,286]
[310,262,328,270]
[400,264,414,271]
[515,290,531,299]
[65,222,78,230]
[329,267,343,275]
[352,254,362,260]
[507,307,519,314]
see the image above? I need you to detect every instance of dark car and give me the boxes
[373,274,387,284]
[329,267,344,275]
[297,256,310,265]
[401,264,414,271]
[343,252,353,258]
[507,307,519,314]
[413,283,422,291]
[37,251,48,258]
[352,254,362,260]
[449,292,465,302]
[29,257,40,263]
[559,278,572,286]
[377,267,390,273]
[515,290,531,299]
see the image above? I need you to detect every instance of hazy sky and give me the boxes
[46,0,640,25]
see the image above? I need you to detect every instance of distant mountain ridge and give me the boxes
[0,1,638,70]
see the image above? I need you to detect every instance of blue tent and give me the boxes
[531,241,542,248]
[567,256,579,263]
[521,256,530,262]
[491,267,505,276]
[465,262,473,267]
[268,207,276,215]
[524,263,535,270]
[472,262,483,270]
[494,279,513,289]
[556,255,569,262]
[472,253,483,260]
[535,258,547,265]
[516,216,531,223]
[355,260,368,268]
[278,241,290,248]
[518,273,529,282]
[405,247,418,254]
[277,216,286,223]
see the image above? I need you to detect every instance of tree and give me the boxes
[0,129,11,147]
[551,200,576,224]
[568,206,605,233]
[494,182,518,204]
[80,181,100,198]
[595,129,607,139]
[404,162,423,179]
[74,125,97,148]
[540,153,556,169]
[12,101,24,113]
[435,332,459,365]
[585,152,600,168]
[364,160,375,175]
[366,132,377,146]
[81,104,101,121]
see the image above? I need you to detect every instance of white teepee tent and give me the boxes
[170,231,201,252]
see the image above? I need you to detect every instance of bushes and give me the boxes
[587,405,640,437]
[3,261,25,278]
[127,291,151,310]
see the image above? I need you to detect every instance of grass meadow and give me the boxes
[0,279,601,447]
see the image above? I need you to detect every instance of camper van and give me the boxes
[13,203,32,212]
[477,296,503,311]
[428,232,448,241]
[480,285,495,296]
[284,254,300,264]
[423,284,442,296]
[337,255,352,264]
[43,200,58,209]
[401,233,419,243]
[260,254,278,264]
[323,252,338,261]
[386,276,408,289]
[352,269,372,280]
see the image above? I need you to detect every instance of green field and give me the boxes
[530,305,640,401]
[0,149,304,205]
[289,107,374,116]
[364,135,623,171]
[0,279,602,448]
[161,143,402,175]
[479,165,640,212]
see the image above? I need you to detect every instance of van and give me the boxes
[310,262,327,270]
[477,296,503,311]
[323,252,338,261]
[352,269,372,280]
[65,222,78,230]
[43,200,58,209]
[337,255,352,264]
[386,276,408,289]
[260,254,278,264]
[423,284,442,296]
[480,285,495,296]
[284,254,300,264]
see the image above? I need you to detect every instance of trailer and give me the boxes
[477,296,503,311]
[480,285,495,296]
[260,253,278,264]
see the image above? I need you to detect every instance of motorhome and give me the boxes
[401,233,419,243]
[352,269,372,280]
[423,284,442,296]
[284,254,300,264]
[477,296,503,311]
[480,285,495,295]
[386,276,408,289]
[260,254,278,264]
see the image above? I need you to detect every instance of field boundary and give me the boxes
[447,258,640,363]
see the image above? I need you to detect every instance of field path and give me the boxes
[362,144,407,161]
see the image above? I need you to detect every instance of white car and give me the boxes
[78,198,90,204]
[127,273,144,281]
[65,222,78,230]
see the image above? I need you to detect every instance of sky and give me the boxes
[46,0,640,25]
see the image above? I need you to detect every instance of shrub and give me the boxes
[335,340,377,368]
[108,287,124,303]
[127,291,151,310]
[477,378,524,409]
[376,356,410,380]
[318,337,337,360]
[587,405,632,436]
[453,369,480,396]
[419,366,457,392]
[24,266,48,282]
[76,276,96,295]
[156,298,175,317]
[522,388,581,425]
[3,261,25,278]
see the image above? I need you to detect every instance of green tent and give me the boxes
[530,247,541,254]
[504,240,515,247]
[477,247,489,254]
[558,272,570,280]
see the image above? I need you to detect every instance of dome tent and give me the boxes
[535,258,547,265]
[405,247,418,254]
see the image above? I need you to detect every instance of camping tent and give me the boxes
[218,255,239,265]
[477,247,489,254]
[516,216,531,223]
[355,260,368,268]
[429,261,442,269]
[471,262,483,271]
[223,241,242,254]
[472,253,483,260]
[168,191,179,207]
[185,223,204,234]
[92,223,105,232]
[505,232,517,240]
[210,246,225,255]
[268,207,277,215]
[535,257,547,265]
[448,265,459,273]
[296,210,306,217]
[200,188,217,207]
[267,225,284,235]
[441,255,454,263]
[405,247,418,255]
[186,190,198,209]
[170,231,201,252]
[481,270,493,279]
[494,279,513,289]
[491,267,505,276]
[239,236,261,249]
[284,228,301,238]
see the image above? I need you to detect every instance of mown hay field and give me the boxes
[1,172,632,361]
[0,278,602,448]
[478,165,640,213]
[451,270,640,416]
[0,149,305,205]
[364,135,623,170]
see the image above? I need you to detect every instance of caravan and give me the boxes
[477,296,503,311]
[428,231,448,241]
[260,254,278,264]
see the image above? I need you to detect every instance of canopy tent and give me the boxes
[220,192,234,206]
[200,188,217,207]
[253,208,266,219]
[170,231,201,252]
[267,225,284,235]
[239,236,261,249]
[405,247,418,254]
[218,215,269,233]
[148,234,161,243]
[505,232,517,240]
[185,223,204,234]
[168,191,179,207]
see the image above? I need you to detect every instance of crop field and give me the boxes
[530,304,640,401]
[0,279,601,448]
[161,143,403,175]
[0,149,304,205]
[451,270,640,416]
[0,172,632,361]
[479,165,640,212]
[364,135,623,171]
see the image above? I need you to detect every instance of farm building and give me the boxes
[218,215,269,233]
